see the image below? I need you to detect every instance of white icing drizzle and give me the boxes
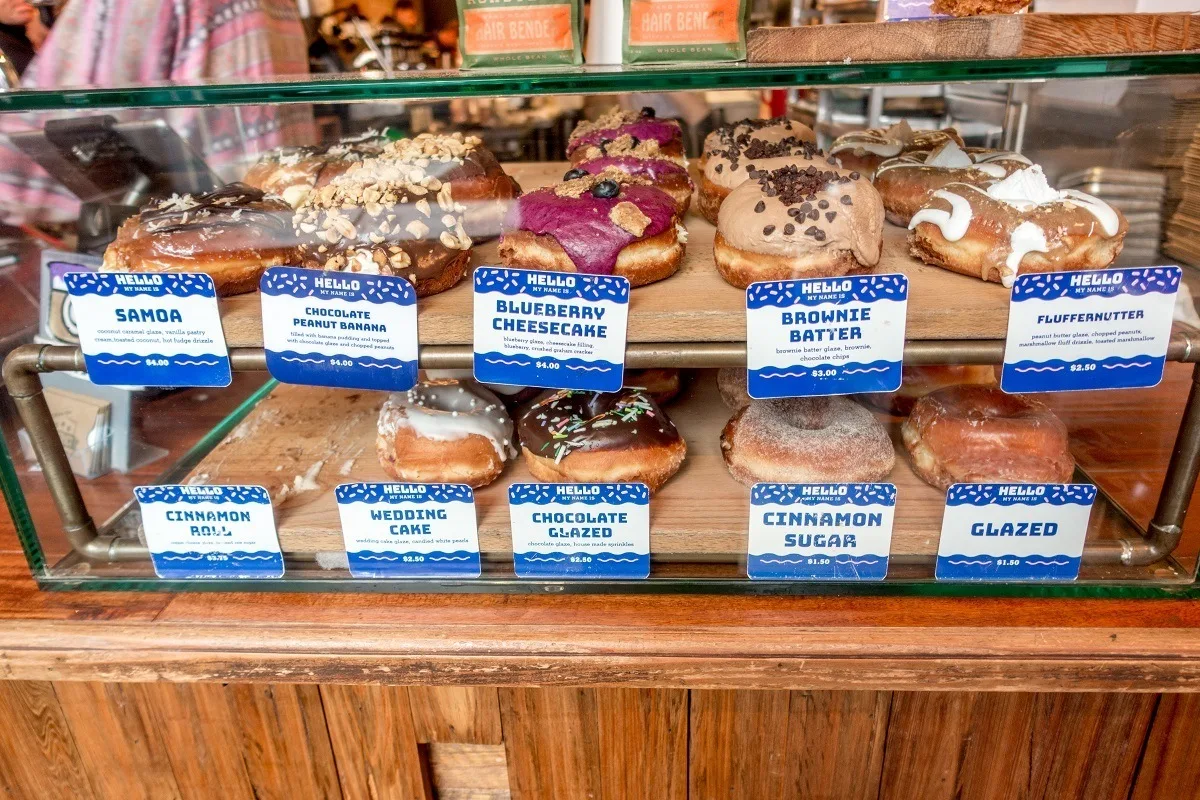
[425,369,528,397]
[831,120,913,157]
[1004,221,1050,287]
[986,166,1061,207]
[908,189,974,241]
[1063,190,1121,237]
[379,380,516,461]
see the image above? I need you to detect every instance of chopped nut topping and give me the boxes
[406,220,430,239]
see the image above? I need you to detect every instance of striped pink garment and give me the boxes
[0,0,316,224]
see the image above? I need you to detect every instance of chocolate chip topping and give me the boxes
[840,195,853,205]
[752,165,850,206]
[784,223,795,235]
[826,211,836,222]
[818,199,829,210]
[754,201,765,213]
[763,225,775,236]
[715,164,723,173]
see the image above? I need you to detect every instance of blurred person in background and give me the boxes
[0,0,315,226]
[0,0,46,75]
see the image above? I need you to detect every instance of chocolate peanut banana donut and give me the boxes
[830,121,964,179]
[517,388,687,493]
[573,134,693,215]
[244,129,391,207]
[102,183,299,296]
[567,106,684,164]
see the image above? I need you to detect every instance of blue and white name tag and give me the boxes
[747,483,895,580]
[935,483,1096,581]
[334,482,480,579]
[66,272,230,387]
[260,266,417,392]
[508,483,649,579]
[746,275,907,398]
[133,485,283,579]
[473,267,629,392]
[1002,267,1180,393]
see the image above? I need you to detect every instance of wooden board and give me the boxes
[748,14,1200,64]
[218,162,1012,347]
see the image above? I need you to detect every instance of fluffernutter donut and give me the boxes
[857,365,997,417]
[830,121,964,178]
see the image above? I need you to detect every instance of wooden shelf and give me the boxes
[218,162,1011,349]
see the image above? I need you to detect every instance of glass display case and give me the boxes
[4,54,1200,597]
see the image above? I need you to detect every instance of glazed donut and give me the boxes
[422,369,542,410]
[244,129,391,207]
[572,135,693,215]
[830,121,964,178]
[857,365,997,416]
[102,184,298,297]
[625,368,682,405]
[498,169,684,288]
[714,164,884,289]
[517,388,686,493]
[293,156,473,297]
[902,385,1074,491]
[376,379,517,488]
[721,396,895,486]
[700,116,816,169]
[567,106,684,164]
[874,141,1031,225]
[908,166,1127,287]
[717,368,750,411]
[699,135,831,226]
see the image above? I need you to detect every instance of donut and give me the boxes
[907,165,1127,287]
[293,156,473,297]
[498,169,684,288]
[699,135,832,225]
[102,183,298,296]
[567,106,684,164]
[932,0,1031,15]
[717,368,750,411]
[857,365,997,416]
[572,135,693,215]
[830,121,964,178]
[721,396,895,486]
[873,141,1031,225]
[376,379,517,488]
[700,116,816,169]
[244,129,392,207]
[902,385,1074,491]
[625,368,682,405]
[714,164,884,289]
[422,369,542,410]
[516,388,686,492]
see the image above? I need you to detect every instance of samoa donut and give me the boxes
[873,141,1031,226]
[498,168,684,288]
[567,106,684,164]
[700,116,816,169]
[717,368,750,411]
[714,164,884,289]
[830,121,964,179]
[517,388,686,493]
[699,135,831,226]
[376,379,517,488]
[901,385,1075,491]
[102,183,299,297]
[571,135,693,216]
[907,165,1127,287]
[857,365,997,417]
[721,396,895,485]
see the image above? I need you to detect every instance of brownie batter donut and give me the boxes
[857,365,997,416]
[102,183,299,296]
[830,121,964,178]
[567,106,684,164]
[572,135,693,215]
[700,116,816,169]
[873,141,1031,226]
[907,166,1127,287]
[517,388,687,493]
[714,164,884,289]
[901,385,1075,491]
[499,169,684,288]
[377,379,517,488]
[721,396,895,486]
[699,135,832,226]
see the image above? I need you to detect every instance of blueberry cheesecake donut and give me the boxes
[700,116,816,169]
[830,121,964,179]
[857,365,997,417]
[572,135,693,215]
[713,164,884,289]
[377,379,517,488]
[517,388,687,493]
[721,396,895,485]
[293,157,473,297]
[567,106,684,164]
[699,135,833,226]
[874,141,1031,225]
[907,165,1127,287]
[102,183,298,296]
[498,169,684,288]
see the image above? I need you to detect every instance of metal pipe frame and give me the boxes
[6,332,1200,571]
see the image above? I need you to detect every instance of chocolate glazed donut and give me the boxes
[517,389,687,493]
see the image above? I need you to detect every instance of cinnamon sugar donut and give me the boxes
[376,379,517,488]
[700,116,816,169]
[567,106,684,164]
[699,135,831,225]
[499,169,684,288]
[102,184,298,296]
[857,365,997,417]
[572,135,693,215]
[721,396,895,485]
[714,165,884,289]
[830,122,964,178]
[717,368,750,411]
[874,141,1031,226]
[907,166,1127,287]
[901,385,1075,491]
[517,388,686,493]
